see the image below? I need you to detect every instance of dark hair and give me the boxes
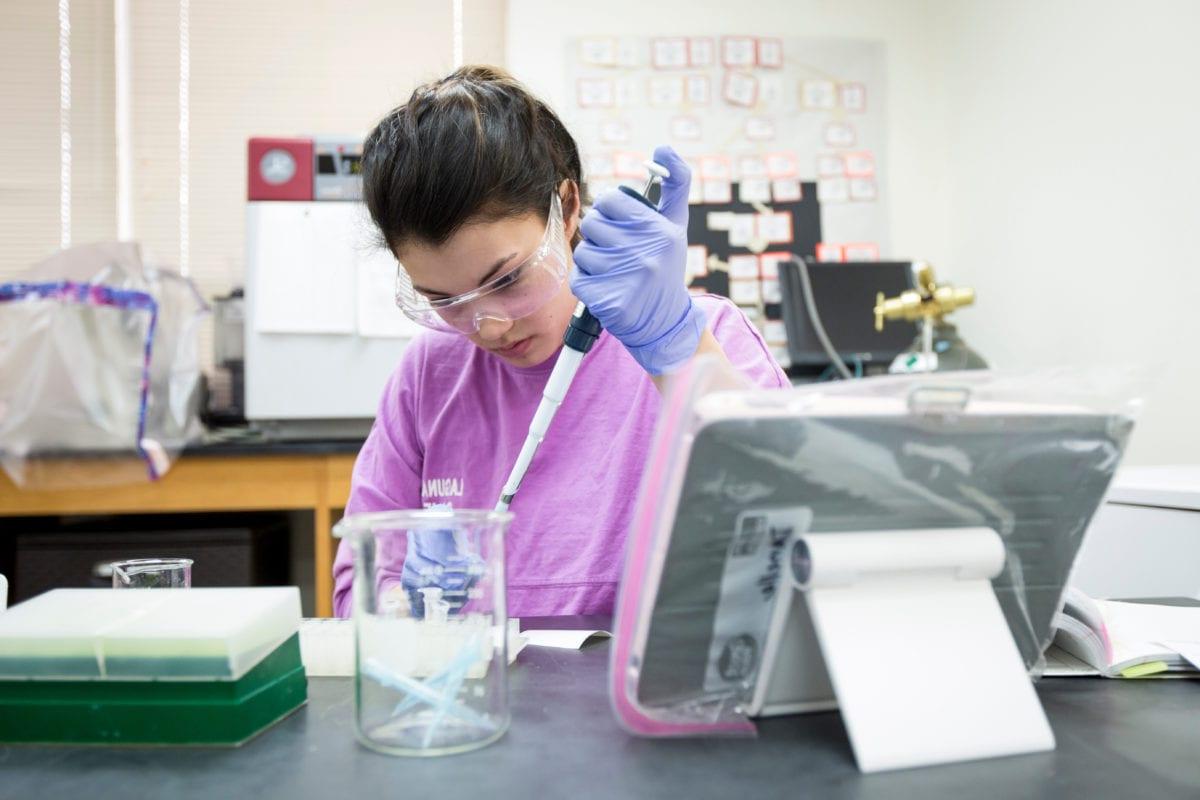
[362,65,585,252]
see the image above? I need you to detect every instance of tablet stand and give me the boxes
[757,527,1055,773]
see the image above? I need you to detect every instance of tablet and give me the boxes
[610,367,1136,735]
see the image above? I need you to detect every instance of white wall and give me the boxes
[507,0,956,267]
[508,0,1200,465]
[936,0,1200,465]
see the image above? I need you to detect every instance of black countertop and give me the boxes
[182,426,365,457]
[183,437,364,457]
[3,632,1199,799]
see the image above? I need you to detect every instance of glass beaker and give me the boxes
[333,509,512,757]
[111,558,193,589]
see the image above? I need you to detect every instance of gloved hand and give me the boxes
[400,528,480,618]
[571,145,707,376]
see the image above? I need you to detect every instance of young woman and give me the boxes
[332,66,788,617]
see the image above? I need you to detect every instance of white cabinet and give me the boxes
[1072,466,1200,600]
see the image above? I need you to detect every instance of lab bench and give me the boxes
[2,625,1198,799]
[0,435,361,617]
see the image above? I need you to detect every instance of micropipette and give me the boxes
[494,159,671,513]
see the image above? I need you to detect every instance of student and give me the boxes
[332,66,787,617]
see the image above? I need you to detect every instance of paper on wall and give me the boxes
[843,242,880,261]
[758,75,784,105]
[579,38,617,67]
[765,152,798,179]
[840,82,867,112]
[702,180,733,204]
[565,35,889,274]
[728,214,757,247]
[688,37,715,68]
[652,37,689,69]
[685,75,711,105]
[737,155,768,179]
[757,38,783,68]
[706,211,735,231]
[816,243,844,262]
[729,279,761,305]
[738,178,772,204]
[721,36,756,68]
[756,211,793,244]
[849,177,878,202]
[802,79,836,110]
[844,151,875,177]
[771,179,803,202]
[700,155,732,180]
[818,177,850,203]
[723,72,758,107]
[728,254,761,279]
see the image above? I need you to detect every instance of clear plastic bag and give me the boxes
[0,242,208,487]
[610,359,1141,737]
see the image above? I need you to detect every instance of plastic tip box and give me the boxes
[0,587,301,681]
[0,588,307,747]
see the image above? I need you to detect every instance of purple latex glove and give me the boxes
[401,529,477,617]
[571,145,707,376]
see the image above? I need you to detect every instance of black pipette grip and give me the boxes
[618,185,657,210]
[563,306,603,354]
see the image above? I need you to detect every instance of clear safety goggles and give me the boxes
[394,193,569,335]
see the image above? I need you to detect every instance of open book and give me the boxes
[1045,587,1200,677]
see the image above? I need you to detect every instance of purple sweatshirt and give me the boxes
[332,295,789,617]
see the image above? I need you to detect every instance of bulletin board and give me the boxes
[564,36,888,364]
[683,181,821,366]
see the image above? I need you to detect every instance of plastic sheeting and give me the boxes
[610,359,1140,737]
[0,243,207,487]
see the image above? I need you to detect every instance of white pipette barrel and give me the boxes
[493,161,669,513]
[494,312,588,512]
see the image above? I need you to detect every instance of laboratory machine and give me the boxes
[245,135,418,438]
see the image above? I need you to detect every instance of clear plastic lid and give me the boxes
[0,587,301,681]
[610,360,1141,737]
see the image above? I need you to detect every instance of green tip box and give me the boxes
[0,588,307,747]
